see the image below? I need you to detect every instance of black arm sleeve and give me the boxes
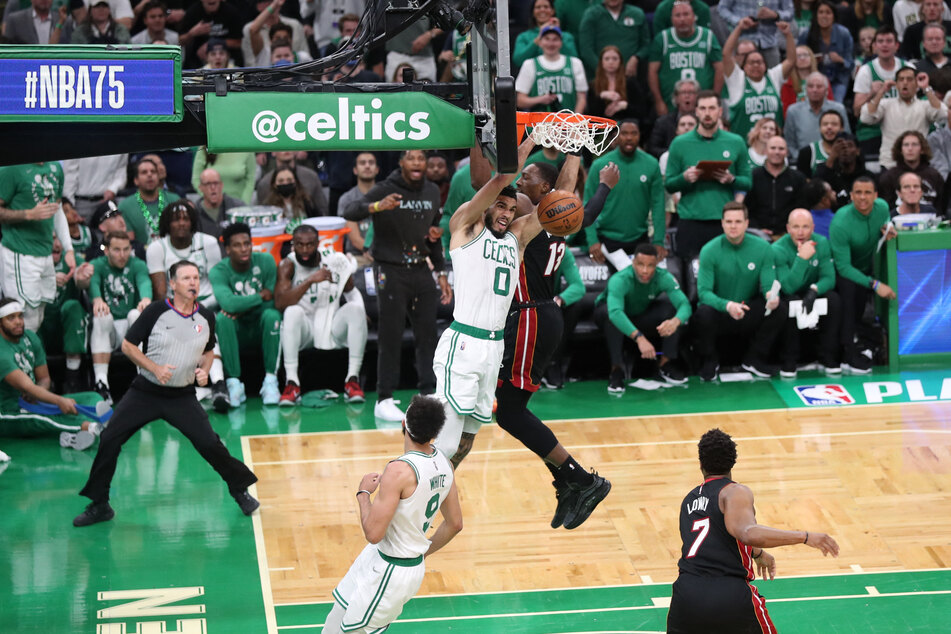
[124,301,166,346]
[583,183,612,228]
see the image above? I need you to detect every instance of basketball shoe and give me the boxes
[562,472,611,530]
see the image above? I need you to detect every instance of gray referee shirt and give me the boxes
[124,299,217,394]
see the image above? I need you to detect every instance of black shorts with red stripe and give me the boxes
[499,301,563,392]
[667,572,776,634]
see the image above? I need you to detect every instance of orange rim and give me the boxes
[515,111,617,143]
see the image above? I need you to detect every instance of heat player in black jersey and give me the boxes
[493,158,611,530]
[668,429,840,633]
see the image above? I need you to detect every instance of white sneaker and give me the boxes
[60,431,96,451]
[260,375,280,406]
[374,398,404,422]
[227,378,247,405]
[0,449,10,462]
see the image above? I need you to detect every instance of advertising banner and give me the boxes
[0,45,182,122]
[206,92,475,152]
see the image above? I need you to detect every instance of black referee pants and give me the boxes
[375,263,439,400]
[80,387,258,503]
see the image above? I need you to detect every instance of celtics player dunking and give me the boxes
[432,137,542,466]
[495,157,611,530]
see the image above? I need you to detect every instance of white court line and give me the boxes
[244,401,951,441]
[242,435,279,634]
[274,589,951,629]
[866,586,881,595]
[252,428,951,467]
[640,575,654,584]
[272,567,951,606]
[851,564,865,573]
[269,567,296,572]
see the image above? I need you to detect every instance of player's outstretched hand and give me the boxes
[754,550,776,580]
[805,532,839,557]
[360,472,381,495]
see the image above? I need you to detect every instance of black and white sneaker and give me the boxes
[562,472,612,530]
[699,361,719,382]
[550,480,576,529]
[608,368,625,394]
[659,363,687,385]
[211,380,231,413]
[742,360,779,378]
[94,380,113,406]
[821,363,842,376]
[233,489,260,516]
[779,362,798,379]
[541,364,565,390]
[843,351,872,374]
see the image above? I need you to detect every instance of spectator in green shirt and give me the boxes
[829,175,897,373]
[117,157,181,244]
[578,0,651,78]
[594,244,692,392]
[693,202,785,381]
[773,209,842,378]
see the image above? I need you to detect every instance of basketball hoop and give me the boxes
[517,110,619,156]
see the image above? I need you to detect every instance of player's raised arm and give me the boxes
[357,460,417,544]
[449,136,536,236]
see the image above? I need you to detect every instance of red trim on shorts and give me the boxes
[515,261,530,303]
[510,307,540,392]
[747,581,776,633]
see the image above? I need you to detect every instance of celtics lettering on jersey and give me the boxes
[529,55,577,112]
[451,227,519,331]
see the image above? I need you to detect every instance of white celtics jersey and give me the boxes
[449,226,519,331]
[145,232,221,304]
[290,251,356,348]
[377,447,454,559]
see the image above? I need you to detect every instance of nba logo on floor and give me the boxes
[794,384,855,406]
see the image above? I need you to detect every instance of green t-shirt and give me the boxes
[585,148,665,245]
[524,150,564,169]
[772,232,835,295]
[0,162,64,256]
[52,253,84,309]
[90,256,152,320]
[829,198,891,286]
[209,251,277,316]
[649,27,722,110]
[598,266,692,337]
[698,234,777,311]
[118,189,181,244]
[664,129,752,221]
[0,330,46,413]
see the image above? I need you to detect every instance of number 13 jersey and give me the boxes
[450,226,520,332]
[377,447,454,559]
[677,476,756,580]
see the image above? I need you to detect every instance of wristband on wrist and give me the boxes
[54,22,63,29]
[267,5,274,12]
[371,201,380,212]
[356,489,371,498]
[804,531,809,544]
[872,280,880,291]
[632,330,641,340]
[752,548,763,558]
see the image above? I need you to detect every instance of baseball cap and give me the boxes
[91,0,111,7]
[206,38,228,54]
[540,25,562,38]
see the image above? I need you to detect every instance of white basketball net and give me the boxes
[529,109,619,156]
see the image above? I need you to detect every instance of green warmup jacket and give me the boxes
[585,148,665,247]
[209,252,278,316]
[664,128,752,221]
[698,234,777,311]
[578,3,650,76]
[598,266,692,337]
[829,198,890,287]
[772,233,835,295]
[554,248,585,306]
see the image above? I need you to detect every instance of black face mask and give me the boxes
[276,183,297,197]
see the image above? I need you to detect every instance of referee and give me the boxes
[73,260,259,527]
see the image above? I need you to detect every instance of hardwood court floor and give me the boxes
[248,402,951,606]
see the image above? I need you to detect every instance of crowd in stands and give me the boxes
[1,0,944,446]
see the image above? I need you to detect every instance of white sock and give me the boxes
[210,357,224,384]
[264,373,277,384]
[93,363,109,387]
[284,361,299,386]
[65,357,81,371]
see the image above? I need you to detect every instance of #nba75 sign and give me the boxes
[206,92,476,152]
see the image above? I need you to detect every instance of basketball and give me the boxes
[537,190,583,237]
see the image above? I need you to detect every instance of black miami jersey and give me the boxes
[677,476,755,579]
[514,231,566,303]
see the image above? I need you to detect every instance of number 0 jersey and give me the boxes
[377,447,454,559]
[677,476,756,580]
[450,226,519,331]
